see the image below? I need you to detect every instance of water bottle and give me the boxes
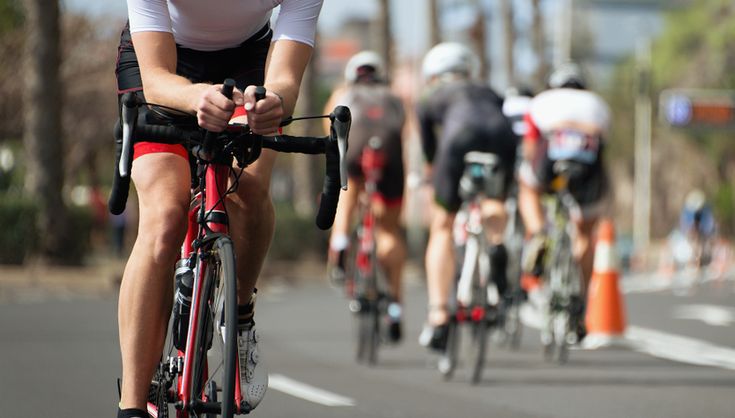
[172,259,194,351]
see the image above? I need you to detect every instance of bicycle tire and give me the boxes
[355,292,380,366]
[468,256,490,385]
[190,236,238,417]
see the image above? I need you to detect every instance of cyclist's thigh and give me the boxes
[230,150,278,203]
[131,153,191,223]
[432,132,472,213]
[373,200,402,232]
[376,133,405,204]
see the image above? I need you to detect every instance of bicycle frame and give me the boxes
[145,154,243,418]
[540,177,584,362]
[179,162,243,416]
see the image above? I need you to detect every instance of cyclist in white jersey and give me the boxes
[116,1,323,417]
[518,62,611,339]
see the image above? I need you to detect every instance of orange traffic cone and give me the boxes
[583,218,627,349]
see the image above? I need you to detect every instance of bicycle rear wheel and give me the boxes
[190,237,238,417]
[356,300,380,366]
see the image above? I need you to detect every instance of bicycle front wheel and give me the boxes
[190,236,238,417]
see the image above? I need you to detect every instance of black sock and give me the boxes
[238,302,254,325]
[489,244,508,296]
[118,408,148,418]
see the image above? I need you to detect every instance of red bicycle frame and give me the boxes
[177,163,244,416]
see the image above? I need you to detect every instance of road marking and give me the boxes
[520,303,735,370]
[673,304,735,327]
[268,374,355,407]
[626,326,735,371]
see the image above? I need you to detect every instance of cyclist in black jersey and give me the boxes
[415,43,518,351]
[324,51,407,342]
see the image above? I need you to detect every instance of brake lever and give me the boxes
[119,92,139,178]
[331,106,351,190]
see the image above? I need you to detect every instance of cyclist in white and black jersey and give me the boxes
[416,43,518,351]
[115,1,323,417]
[518,62,611,340]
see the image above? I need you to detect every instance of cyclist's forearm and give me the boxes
[141,69,211,114]
[264,40,314,117]
[131,31,210,114]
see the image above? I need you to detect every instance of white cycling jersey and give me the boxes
[127,0,323,51]
[526,88,610,143]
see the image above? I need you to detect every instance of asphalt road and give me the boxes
[1,271,734,418]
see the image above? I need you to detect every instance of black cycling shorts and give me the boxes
[433,126,518,212]
[525,139,609,208]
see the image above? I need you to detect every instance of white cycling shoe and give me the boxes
[221,320,268,412]
[236,322,268,412]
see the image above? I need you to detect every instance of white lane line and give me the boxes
[520,303,735,371]
[673,304,735,327]
[626,326,735,371]
[268,374,355,407]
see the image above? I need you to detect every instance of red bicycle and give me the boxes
[109,79,351,417]
[345,137,390,366]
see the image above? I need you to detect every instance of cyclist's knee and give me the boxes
[232,174,274,215]
[138,204,188,264]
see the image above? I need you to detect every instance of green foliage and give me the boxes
[0,0,23,34]
[0,195,93,265]
[0,196,37,264]
[652,0,735,89]
[269,203,326,261]
[714,183,735,234]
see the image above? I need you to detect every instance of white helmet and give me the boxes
[344,51,385,83]
[548,62,586,89]
[422,42,480,81]
[685,189,706,212]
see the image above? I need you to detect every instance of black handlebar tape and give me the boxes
[222,78,235,100]
[254,86,267,102]
[315,142,341,230]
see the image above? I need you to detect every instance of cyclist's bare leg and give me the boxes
[480,198,508,245]
[227,149,277,305]
[329,176,362,263]
[573,217,597,297]
[425,203,455,325]
[119,153,191,410]
[373,201,406,302]
[518,181,544,236]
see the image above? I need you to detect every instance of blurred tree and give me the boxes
[501,0,515,86]
[22,0,71,263]
[377,0,392,81]
[606,0,735,236]
[530,0,549,90]
[468,0,488,81]
[0,0,22,34]
[428,0,441,47]
[0,0,24,141]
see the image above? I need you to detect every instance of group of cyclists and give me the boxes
[324,43,612,354]
[113,1,613,416]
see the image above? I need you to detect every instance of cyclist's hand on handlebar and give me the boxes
[196,83,241,132]
[242,85,284,135]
